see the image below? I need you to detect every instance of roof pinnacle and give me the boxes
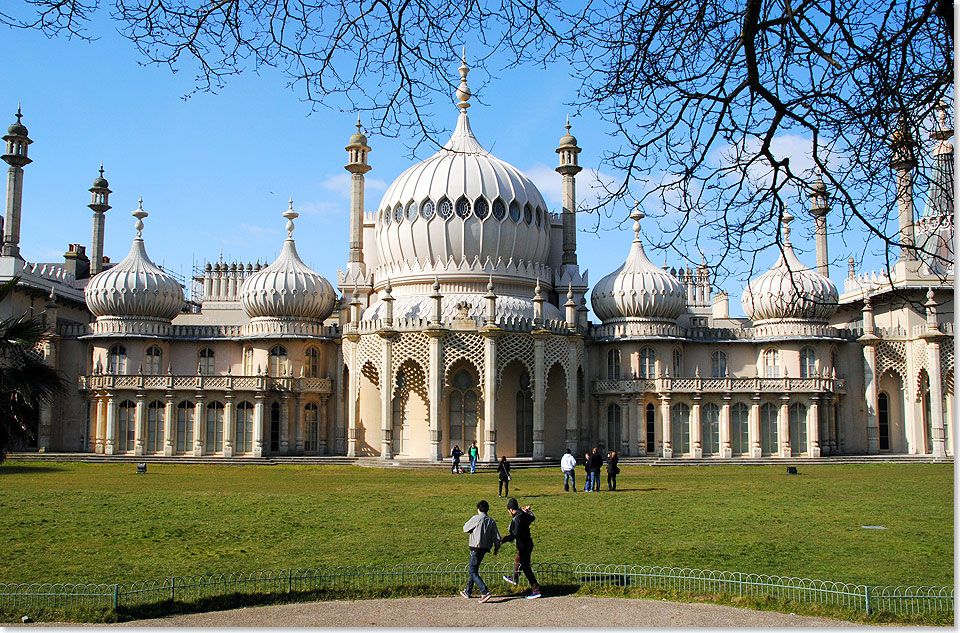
[283,198,298,237]
[456,52,471,113]
[132,198,148,238]
[630,202,645,241]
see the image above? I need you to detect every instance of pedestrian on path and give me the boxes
[460,499,501,603]
[500,498,541,599]
[451,445,463,474]
[606,450,620,491]
[497,455,511,497]
[560,448,577,492]
[468,441,479,474]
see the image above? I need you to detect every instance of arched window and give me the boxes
[146,400,164,453]
[607,349,621,379]
[671,403,690,455]
[405,201,419,221]
[535,206,542,227]
[800,347,816,378]
[711,350,727,378]
[118,400,136,452]
[878,392,890,452]
[305,402,320,453]
[516,372,533,455]
[394,203,403,223]
[645,403,655,454]
[420,199,435,220]
[243,347,255,375]
[304,346,320,378]
[730,403,749,455]
[702,403,720,456]
[198,347,215,376]
[269,345,288,377]
[145,346,162,375]
[789,402,808,454]
[437,197,453,219]
[607,404,622,450]
[920,373,932,453]
[672,348,682,377]
[108,344,127,374]
[763,349,780,378]
[760,402,779,454]
[523,203,533,224]
[475,198,489,219]
[270,402,281,453]
[176,401,194,454]
[235,401,254,455]
[449,370,479,448]
[206,401,224,454]
[492,198,506,221]
[455,196,471,219]
[639,347,656,378]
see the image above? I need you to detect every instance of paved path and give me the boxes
[115,596,856,627]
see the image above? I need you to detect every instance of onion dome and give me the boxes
[7,106,27,137]
[239,200,336,322]
[85,199,185,321]
[590,206,686,323]
[92,163,109,189]
[557,116,578,148]
[741,211,838,323]
[375,60,551,276]
[349,117,368,146]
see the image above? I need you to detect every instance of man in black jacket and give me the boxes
[500,497,541,599]
[589,447,602,492]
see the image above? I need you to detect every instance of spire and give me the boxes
[630,202,645,242]
[808,171,829,276]
[89,165,112,275]
[780,209,793,246]
[132,198,147,239]
[456,50,471,113]
[283,197,298,238]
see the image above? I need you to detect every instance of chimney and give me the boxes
[63,243,90,279]
[712,291,729,320]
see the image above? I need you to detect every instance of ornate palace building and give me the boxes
[0,65,954,461]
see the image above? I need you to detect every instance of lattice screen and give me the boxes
[942,337,954,395]
[876,340,906,380]
[496,333,534,389]
[443,332,485,386]
[391,332,429,378]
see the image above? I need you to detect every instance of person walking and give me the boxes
[589,447,602,491]
[500,498,541,599]
[606,450,620,491]
[468,441,480,474]
[497,455,511,497]
[583,451,592,492]
[451,445,463,474]
[460,499,501,603]
[560,448,577,492]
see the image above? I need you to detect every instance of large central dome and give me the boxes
[374,66,550,279]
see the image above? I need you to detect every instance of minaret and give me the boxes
[89,164,111,275]
[889,115,917,261]
[345,117,371,271]
[2,107,32,259]
[808,171,829,276]
[555,116,582,268]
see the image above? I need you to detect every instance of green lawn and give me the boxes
[0,462,952,588]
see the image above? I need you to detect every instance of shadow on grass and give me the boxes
[0,465,67,474]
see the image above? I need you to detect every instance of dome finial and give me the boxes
[781,209,794,245]
[630,202,645,242]
[283,198,298,237]
[132,197,148,238]
[99,162,104,178]
[15,103,22,123]
[456,53,471,113]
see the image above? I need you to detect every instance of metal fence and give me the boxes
[0,563,952,619]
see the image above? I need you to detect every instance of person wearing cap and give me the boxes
[560,448,577,492]
[500,498,541,599]
[460,500,501,603]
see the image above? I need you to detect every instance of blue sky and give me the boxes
[0,20,899,318]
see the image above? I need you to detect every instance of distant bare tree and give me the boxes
[1,0,953,283]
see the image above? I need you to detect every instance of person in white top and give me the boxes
[560,448,577,492]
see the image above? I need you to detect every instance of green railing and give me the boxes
[0,563,952,619]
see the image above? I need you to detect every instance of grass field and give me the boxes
[0,462,952,588]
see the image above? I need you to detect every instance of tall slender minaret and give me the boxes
[345,118,371,272]
[808,171,829,276]
[89,165,111,275]
[555,116,582,268]
[889,115,917,261]
[2,107,32,259]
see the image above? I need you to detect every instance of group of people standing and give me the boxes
[461,497,541,603]
[560,448,619,492]
[450,441,481,474]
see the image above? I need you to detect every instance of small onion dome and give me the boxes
[92,164,109,189]
[85,199,184,321]
[741,211,839,323]
[557,116,578,148]
[7,107,27,137]
[590,207,686,323]
[349,118,368,146]
[239,200,336,321]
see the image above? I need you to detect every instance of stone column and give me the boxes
[380,333,395,459]
[690,395,702,458]
[481,329,499,462]
[619,395,631,455]
[318,395,329,455]
[193,394,205,456]
[633,397,644,456]
[926,340,946,457]
[104,394,117,456]
[279,393,290,455]
[863,343,879,454]
[721,395,732,458]
[808,396,821,457]
[253,394,266,458]
[660,394,672,458]
[163,393,175,456]
[2,160,27,259]
[223,393,235,458]
[750,395,761,458]
[427,329,444,461]
[134,393,146,456]
[565,340,579,456]
[345,335,360,457]
[532,332,548,460]
[294,393,304,456]
[91,395,103,453]
[779,395,791,457]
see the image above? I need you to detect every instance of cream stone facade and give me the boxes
[0,71,954,462]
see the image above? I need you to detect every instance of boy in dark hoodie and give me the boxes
[499,497,541,599]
